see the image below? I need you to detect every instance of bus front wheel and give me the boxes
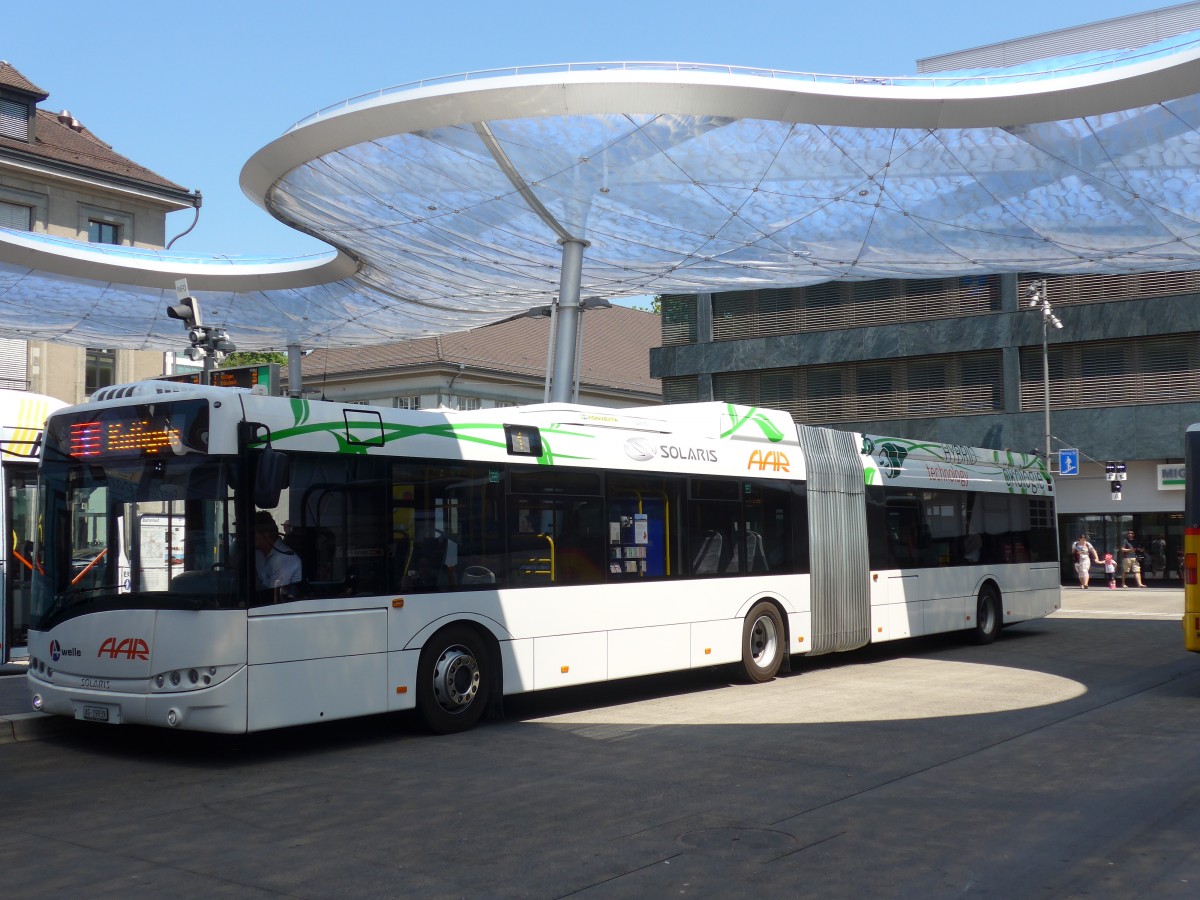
[971,586,1001,645]
[417,625,489,734]
[741,601,785,683]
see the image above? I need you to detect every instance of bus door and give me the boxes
[3,463,38,663]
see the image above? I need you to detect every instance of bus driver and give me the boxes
[253,511,302,595]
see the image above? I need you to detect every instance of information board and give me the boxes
[158,363,280,395]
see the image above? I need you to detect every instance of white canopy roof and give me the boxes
[4,30,1200,349]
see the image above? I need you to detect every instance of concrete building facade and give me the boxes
[650,6,1200,582]
[652,251,1197,583]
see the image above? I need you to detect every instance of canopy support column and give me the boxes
[287,344,304,397]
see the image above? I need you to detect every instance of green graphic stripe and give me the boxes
[252,418,596,466]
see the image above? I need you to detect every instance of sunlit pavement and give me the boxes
[3,586,1200,896]
[1054,583,1183,619]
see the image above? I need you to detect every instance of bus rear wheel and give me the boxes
[741,601,784,683]
[971,586,1001,645]
[417,625,489,734]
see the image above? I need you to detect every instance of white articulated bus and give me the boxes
[0,389,66,665]
[26,381,1059,733]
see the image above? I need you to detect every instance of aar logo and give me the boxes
[747,449,790,472]
[97,637,150,660]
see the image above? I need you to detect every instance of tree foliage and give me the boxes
[219,351,288,368]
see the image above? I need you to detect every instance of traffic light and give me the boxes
[1116,461,1127,481]
[167,295,202,328]
[1106,461,1116,481]
[1111,481,1123,500]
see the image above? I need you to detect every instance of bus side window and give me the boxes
[884,494,921,568]
[689,479,741,577]
[605,474,680,580]
[742,480,794,573]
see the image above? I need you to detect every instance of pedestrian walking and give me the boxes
[1120,529,1147,588]
[1070,532,1099,589]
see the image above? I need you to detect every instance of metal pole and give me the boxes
[543,305,556,403]
[1042,312,1051,466]
[550,239,586,403]
[287,344,304,398]
[572,311,585,404]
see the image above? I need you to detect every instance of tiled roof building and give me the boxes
[299,305,661,408]
[0,60,197,402]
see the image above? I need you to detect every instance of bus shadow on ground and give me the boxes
[39,615,1195,765]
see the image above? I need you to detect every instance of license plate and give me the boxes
[80,704,114,723]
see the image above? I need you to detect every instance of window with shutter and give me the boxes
[0,201,32,231]
[0,97,30,141]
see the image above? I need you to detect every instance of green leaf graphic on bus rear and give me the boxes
[720,405,785,442]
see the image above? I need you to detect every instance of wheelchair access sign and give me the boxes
[1058,449,1079,476]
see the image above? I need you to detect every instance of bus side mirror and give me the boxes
[254,447,289,509]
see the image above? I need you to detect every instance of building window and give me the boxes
[700,276,1003,345]
[88,220,120,244]
[456,396,482,411]
[0,186,47,231]
[84,349,116,395]
[710,350,1003,424]
[1019,333,1200,410]
[394,396,421,409]
[0,96,31,142]
[0,200,31,231]
[78,205,132,246]
[662,376,700,404]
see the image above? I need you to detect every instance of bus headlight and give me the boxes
[150,664,237,693]
[31,694,43,711]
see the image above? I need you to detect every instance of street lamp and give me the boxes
[1026,279,1063,466]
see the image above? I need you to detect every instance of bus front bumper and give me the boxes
[28,666,249,733]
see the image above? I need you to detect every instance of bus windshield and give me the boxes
[32,452,242,630]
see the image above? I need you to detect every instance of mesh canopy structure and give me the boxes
[5,31,1200,350]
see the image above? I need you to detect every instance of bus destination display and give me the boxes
[51,401,209,459]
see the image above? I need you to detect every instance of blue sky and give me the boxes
[5,0,1178,261]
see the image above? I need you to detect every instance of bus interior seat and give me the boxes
[692,530,723,574]
[739,530,768,573]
